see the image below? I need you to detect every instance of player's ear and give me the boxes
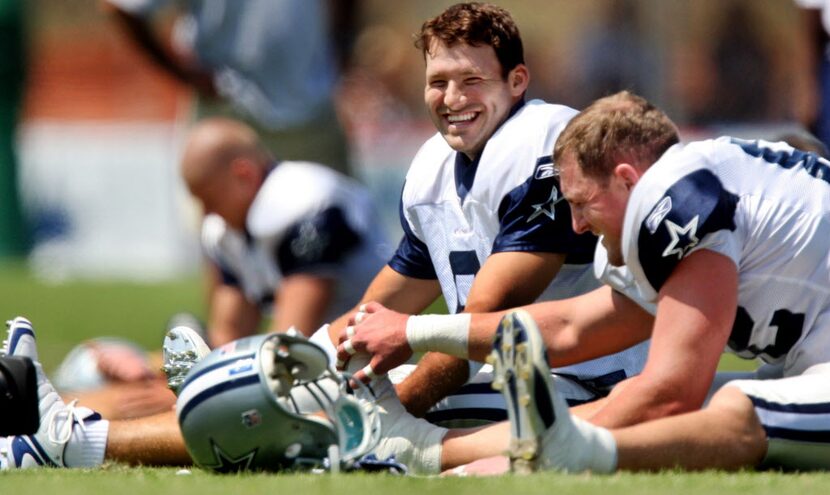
[508,64,530,96]
[613,163,640,191]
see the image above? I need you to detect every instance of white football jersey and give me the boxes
[389,100,598,312]
[201,161,389,323]
[623,137,830,374]
[388,100,648,413]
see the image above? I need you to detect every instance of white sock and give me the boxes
[570,416,618,473]
[65,418,109,468]
[543,414,618,473]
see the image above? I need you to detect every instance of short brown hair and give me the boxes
[415,2,524,79]
[554,91,679,181]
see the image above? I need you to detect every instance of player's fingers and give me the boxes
[334,339,358,370]
[345,325,356,339]
[354,310,367,324]
[362,363,379,381]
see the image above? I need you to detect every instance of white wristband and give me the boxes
[405,313,471,358]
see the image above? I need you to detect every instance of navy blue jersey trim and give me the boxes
[762,427,830,443]
[447,382,501,395]
[637,169,738,292]
[276,206,362,276]
[453,98,526,202]
[751,397,830,414]
[494,173,597,257]
[425,407,508,424]
[454,152,480,201]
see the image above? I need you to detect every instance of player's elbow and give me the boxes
[640,374,708,418]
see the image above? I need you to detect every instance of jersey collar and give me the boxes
[454,98,526,201]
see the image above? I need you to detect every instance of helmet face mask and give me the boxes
[176,333,380,473]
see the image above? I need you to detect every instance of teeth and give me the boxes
[447,112,475,123]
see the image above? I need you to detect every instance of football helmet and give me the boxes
[176,332,381,473]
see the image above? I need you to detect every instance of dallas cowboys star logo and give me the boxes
[661,215,700,259]
[527,185,564,222]
[205,439,258,473]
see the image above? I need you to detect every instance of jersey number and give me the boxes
[728,306,804,359]
[449,250,480,313]
[733,138,830,186]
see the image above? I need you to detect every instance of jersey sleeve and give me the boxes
[387,191,437,279]
[274,206,362,276]
[634,169,740,292]
[493,159,596,262]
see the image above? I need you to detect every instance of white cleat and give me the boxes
[2,316,37,360]
[489,310,564,474]
[162,325,211,394]
[3,316,105,468]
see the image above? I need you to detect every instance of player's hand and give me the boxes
[335,302,413,383]
[90,342,156,382]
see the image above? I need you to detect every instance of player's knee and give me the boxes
[706,385,767,466]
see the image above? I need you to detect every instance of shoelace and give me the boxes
[46,399,87,445]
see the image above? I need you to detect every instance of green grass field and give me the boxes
[0,261,827,492]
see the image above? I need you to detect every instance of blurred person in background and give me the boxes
[180,117,388,346]
[795,0,830,151]
[104,0,358,177]
[0,0,30,257]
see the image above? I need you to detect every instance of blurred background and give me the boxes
[0,0,818,367]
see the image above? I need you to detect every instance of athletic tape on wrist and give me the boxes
[405,313,471,358]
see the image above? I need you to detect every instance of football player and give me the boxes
[456,91,830,474]
[180,117,388,345]
[332,1,648,427]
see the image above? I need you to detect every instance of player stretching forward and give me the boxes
[477,91,830,473]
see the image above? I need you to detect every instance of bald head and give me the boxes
[181,118,272,230]
[180,118,272,191]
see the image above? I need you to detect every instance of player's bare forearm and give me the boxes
[395,352,470,418]
[272,274,334,337]
[328,266,441,347]
[589,250,737,428]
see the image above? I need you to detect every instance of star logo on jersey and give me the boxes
[527,185,564,222]
[661,215,700,259]
[206,439,258,473]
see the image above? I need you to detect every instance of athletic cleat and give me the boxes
[3,317,37,359]
[162,325,211,394]
[489,310,557,474]
[3,316,105,468]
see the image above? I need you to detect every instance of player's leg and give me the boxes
[105,410,191,466]
[1,317,109,469]
[613,385,766,470]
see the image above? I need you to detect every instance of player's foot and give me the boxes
[2,316,37,359]
[162,325,211,394]
[491,311,619,474]
[3,317,106,468]
[489,310,565,473]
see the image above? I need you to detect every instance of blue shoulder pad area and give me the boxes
[636,169,738,291]
[276,206,362,275]
[494,158,596,263]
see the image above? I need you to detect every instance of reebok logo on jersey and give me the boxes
[534,163,556,180]
[646,197,672,234]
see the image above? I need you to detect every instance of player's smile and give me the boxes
[424,40,528,161]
